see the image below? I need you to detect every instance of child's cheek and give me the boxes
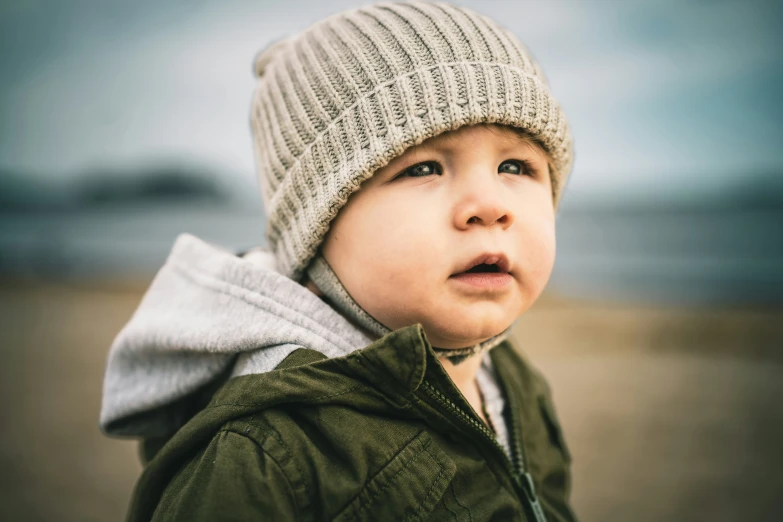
[521,221,557,296]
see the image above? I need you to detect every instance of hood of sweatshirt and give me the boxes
[99,233,376,438]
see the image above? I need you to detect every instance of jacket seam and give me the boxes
[218,427,305,517]
[350,435,434,519]
[409,393,517,498]
[405,445,450,521]
[209,384,367,409]
[224,417,316,513]
[450,481,473,522]
[243,417,314,505]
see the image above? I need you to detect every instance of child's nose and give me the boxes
[453,186,515,231]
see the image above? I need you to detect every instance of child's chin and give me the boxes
[425,318,512,349]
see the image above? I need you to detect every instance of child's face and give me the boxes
[321,124,556,349]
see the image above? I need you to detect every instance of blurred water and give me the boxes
[551,207,783,305]
[0,202,265,278]
[1,202,780,306]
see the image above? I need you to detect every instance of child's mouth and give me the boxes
[464,263,502,273]
[450,269,513,290]
[452,253,512,275]
[450,254,513,290]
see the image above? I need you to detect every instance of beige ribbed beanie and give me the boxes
[250,1,574,280]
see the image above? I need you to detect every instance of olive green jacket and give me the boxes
[127,325,576,522]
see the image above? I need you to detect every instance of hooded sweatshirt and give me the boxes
[100,233,509,452]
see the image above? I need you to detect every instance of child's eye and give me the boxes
[498,159,534,176]
[399,161,442,178]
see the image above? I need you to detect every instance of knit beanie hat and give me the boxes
[250,0,574,282]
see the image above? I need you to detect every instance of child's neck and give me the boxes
[439,355,489,427]
[303,278,489,426]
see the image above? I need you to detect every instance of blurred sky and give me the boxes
[1,0,782,205]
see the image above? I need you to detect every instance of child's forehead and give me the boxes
[407,124,544,154]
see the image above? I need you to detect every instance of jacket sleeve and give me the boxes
[149,429,300,521]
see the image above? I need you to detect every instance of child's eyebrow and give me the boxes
[423,131,544,155]
[386,126,549,171]
[504,127,550,154]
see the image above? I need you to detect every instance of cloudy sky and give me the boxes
[1,0,781,204]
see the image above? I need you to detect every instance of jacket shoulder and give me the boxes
[138,422,301,521]
[227,397,456,518]
[131,342,457,521]
[142,404,456,521]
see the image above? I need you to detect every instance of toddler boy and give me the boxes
[101,2,577,520]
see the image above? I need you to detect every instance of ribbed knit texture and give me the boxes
[250,1,574,279]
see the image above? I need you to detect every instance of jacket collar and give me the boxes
[340,325,430,395]
[206,324,457,416]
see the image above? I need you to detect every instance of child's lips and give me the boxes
[449,252,514,291]
[449,271,514,290]
[452,252,512,275]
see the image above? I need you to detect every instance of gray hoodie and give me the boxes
[99,233,509,452]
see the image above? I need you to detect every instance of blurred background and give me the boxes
[1,0,782,521]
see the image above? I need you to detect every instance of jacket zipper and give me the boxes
[506,384,549,522]
[420,382,547,522]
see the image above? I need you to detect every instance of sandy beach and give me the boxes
[0,280,781,522]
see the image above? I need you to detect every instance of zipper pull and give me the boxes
[517,471,548,522]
